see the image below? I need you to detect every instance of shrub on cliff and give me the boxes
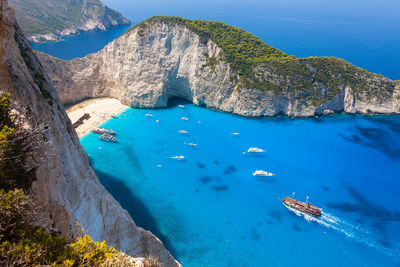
[0,189,122,266]
[0,93,160,267]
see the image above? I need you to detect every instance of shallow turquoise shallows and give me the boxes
[81,100,400,267]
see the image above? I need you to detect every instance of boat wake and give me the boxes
[283,203,400,262]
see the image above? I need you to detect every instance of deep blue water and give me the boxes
[32,0,400,80]
[80,101,400,267]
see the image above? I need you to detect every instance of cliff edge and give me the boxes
[9,0,131,43]
[0,1,178,265]
[38,16,400,117]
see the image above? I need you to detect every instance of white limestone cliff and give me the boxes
[37,20,400,117]
[0,1,179,265]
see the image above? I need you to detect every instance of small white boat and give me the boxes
[170,156,185,160]
[247,147,266,153]
[99,133,118,142]
[188,142,197,147]
[178,105,185,108]
[178,130,188,134]
[231,132,240,135]
[156,165,162,168]
[252,170,274,176]
[156,120,159,124]
[181,117,189,121]
[145,114,153,117]
[111,115,119,119]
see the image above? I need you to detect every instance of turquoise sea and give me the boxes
[81,102,400,266]
[30,0,400,266]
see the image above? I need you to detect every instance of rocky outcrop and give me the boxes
[0,1,178,266]
[37,18,400,117]
[9,0,130,43]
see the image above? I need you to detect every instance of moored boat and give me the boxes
[178,130,188,134]
[231,132,240,135]
[99,133,118,142]
[181,117,189,121]
[170,155,185,160]
[188,142,197,146]
[111,115,119,119]
[247,147,266,153]
[145,114,153,117]
[252,170,274,176]
[91,128,116,135]
[178,105,185,108]
[282,193,321,217]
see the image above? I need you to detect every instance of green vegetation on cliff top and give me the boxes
[9,0,106,36]
[131,16,396,104]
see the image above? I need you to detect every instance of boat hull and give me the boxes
[282,197,321,217]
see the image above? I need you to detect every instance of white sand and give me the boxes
[67,98,128,137]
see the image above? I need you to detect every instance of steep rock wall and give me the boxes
[0,1,178,265]
[9,0,131,43]
[37,21,400,117]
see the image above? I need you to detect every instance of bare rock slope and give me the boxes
[0,1,178,266]
[9,0,130,43]
[37,16,400,117]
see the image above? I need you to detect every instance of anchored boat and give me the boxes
[247,147,266,153]
[91,128,116,135]
[282,193,321,217]
[252,170,274,176]
[178,130,188,134]
[99,133,118,142]
[170,156,185,160]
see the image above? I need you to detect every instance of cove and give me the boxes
[81,100,400,267]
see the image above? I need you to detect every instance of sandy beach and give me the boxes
[67,98,128,137]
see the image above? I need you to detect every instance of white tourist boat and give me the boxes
[178,130,189,134]
[99,133,118,142]
[178,105,185,108]
[247,147,266,153]
[181,117,189,121]
[231,132,240,135]
[252,170,274,176]
[145,114,153,117]
[91,128,116,135]
[170,156,185,160]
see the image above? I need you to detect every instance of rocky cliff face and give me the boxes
[37,18,400,117]
[9,0,130,43]
[0,1,178,266]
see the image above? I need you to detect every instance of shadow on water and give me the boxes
[327,185,400,222]
[366,116,400,135]
[223,165,237,175]
[196,162,205,169]
[339,126,400,161]
[256,177,276,183]
[94,169,177,256]
[327,184,400,247]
